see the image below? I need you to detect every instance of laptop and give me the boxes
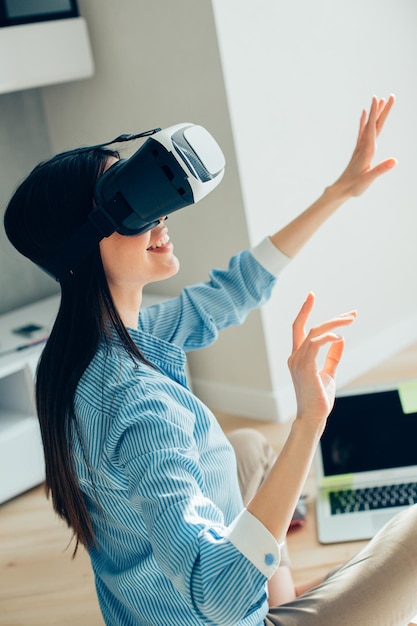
[314,379,417,544]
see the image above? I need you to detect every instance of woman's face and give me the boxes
[99,158,180,291]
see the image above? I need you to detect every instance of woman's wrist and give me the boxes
[323,178,353,206]
[291,414,325,446]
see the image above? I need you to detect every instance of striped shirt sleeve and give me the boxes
[250,236,291,277]
[140,242,289,351]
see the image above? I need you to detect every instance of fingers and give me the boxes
[356,108,367,145]
[308,313,357,339]
[358,94,395,143]
[295,331,345,372]
[323,336,345,377]
[291,333,345,386]
[367,95,379,129]
[289,323,351,389]
[292,293,356,356]
[375,94,395,137]
[292,292,315,352]
[357,96,378,144]
[301,314,356,360]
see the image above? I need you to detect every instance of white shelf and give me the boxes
[0,296,59,504]
[0,18,94,95]
[0,411,34,435]
[0,415,44,504]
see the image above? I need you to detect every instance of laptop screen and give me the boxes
[320,389,417,477]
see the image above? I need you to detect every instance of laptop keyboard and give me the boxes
[329,482,417,515]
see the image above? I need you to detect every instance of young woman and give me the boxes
[4,95,417,625]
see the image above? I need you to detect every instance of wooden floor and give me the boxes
[2,342,417,625]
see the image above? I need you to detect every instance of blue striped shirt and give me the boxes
[72,240,289,625]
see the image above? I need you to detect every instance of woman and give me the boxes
[4,95,417,625]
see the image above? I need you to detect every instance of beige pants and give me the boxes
[229,428,417,626]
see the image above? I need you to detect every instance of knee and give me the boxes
[228,428,276,465]
[376,503,417,554]
[395,502,417,532]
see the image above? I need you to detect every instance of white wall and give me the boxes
[40,0,275,412]
[211,0,417,419]
[39,0,417,421]
[0,90,58,314]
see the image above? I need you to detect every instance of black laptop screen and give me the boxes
[320,389,417,476]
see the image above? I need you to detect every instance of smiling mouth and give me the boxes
[147,234,170,250]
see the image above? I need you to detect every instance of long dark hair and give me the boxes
[4,147,146,554]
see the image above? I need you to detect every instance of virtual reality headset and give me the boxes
[44,123,225,281]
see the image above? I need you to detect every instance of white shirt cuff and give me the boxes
[250,237,291,277]
[224,509,285,579]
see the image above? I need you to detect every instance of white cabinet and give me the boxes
[0,295,59,504]
[0,18,94,95]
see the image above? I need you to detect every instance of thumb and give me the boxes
[370,158,397,179]
[356,158,397,194]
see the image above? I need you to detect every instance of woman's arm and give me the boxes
[270,95,396,258]
[247,292,356,542]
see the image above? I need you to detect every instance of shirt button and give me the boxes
[264,553,275,566]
